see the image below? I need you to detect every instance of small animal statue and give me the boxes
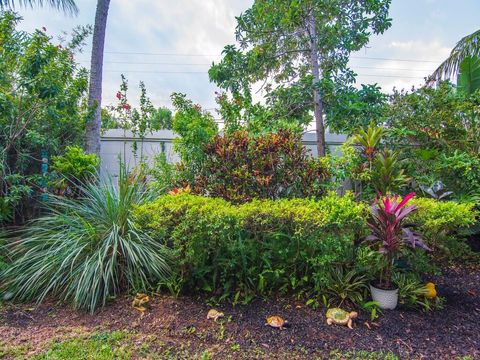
[424,282,437,299]
[326,308,358,329]
[265,315,288,329]
[207,309,224,322]
[132,293,150,314]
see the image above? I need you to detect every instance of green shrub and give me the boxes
[133,192,367,301]
[51,146,99,196]
[0,167,170,312]
[392,272,444,312]
[410,197,478,257]
[0,13,90,225]
[194,130,331,203]
[52,146,99,180]
[171,93,218,182]
[149,152,186,195]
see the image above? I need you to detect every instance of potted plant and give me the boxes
[366,192,429,309]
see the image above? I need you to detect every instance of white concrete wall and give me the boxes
[100,129,347,177]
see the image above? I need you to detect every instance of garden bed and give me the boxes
[1,266,478,359]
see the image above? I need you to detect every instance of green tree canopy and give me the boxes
[210,0,392,155]
[0,12,89,223]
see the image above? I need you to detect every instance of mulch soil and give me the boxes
[1,266,479,359]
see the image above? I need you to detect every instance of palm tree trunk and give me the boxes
[307,15,326,157]
[85,0,111,155]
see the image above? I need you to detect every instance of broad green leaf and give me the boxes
[457,56,480,94]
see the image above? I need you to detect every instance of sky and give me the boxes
[12,0,480,116]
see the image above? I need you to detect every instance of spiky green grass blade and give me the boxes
[1,172,170,312]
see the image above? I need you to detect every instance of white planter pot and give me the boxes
[370,284,398,310]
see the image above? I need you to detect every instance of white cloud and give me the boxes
[15,0,252,110]
[350,39,452,93]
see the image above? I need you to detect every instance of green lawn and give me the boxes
[1,330,402,360]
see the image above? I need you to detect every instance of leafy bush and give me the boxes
[51,146,99,196]
[52,146,99,179]
[409,197,478,257]
[133,192,367,301]
[194,130,330,203]
[0,13,90,225]
[171,93,218,182]
[0,167,170,312]
[148,152,181,194]
[387,82,480,198]
[332,124,408,200]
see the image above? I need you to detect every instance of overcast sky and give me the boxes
[13,0,480,114]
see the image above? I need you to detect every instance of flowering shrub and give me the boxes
[194,130,330,202]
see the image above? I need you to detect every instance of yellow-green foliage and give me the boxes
[133,192,367,299]
[410,197,477,234]
[409,197,478,257]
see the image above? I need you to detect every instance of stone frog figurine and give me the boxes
[132,293,150,313]
[265,315,288,329]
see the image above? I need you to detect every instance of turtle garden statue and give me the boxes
[326,308,358,329]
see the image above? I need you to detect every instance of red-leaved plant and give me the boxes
[366,192,429,289]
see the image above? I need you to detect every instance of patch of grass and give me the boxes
[0,340,34,359]
[329,350,399,360]
[35,331,133,360]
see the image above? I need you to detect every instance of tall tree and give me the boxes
[85,0,110,155]
[210,0,391,156]
[0,0,77,14]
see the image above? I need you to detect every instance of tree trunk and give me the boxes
[85,0,111,155]
[308,16,326,157]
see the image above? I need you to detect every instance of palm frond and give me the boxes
[0,0,78,15]
[430,29,480,83]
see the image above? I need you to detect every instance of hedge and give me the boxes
[133,192,367,299]
[133,193,477,300]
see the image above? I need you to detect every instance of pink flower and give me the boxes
[122,104,131,110]
[116,91,122,100]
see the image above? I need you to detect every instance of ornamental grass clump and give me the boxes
[0,168,170,313]
[367,193,429,289]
